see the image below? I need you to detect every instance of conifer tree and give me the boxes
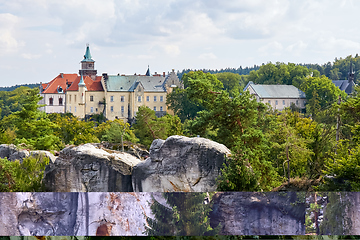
[144,193,220,236]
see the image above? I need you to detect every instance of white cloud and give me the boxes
[0,13,22,55]
[22,53,41,60]
[198,53,217,60]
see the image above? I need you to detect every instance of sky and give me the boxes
[1,0,360,86]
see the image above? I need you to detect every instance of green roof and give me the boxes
[106,75,167,92]
[246,83,306,99]
[81,45,94,62]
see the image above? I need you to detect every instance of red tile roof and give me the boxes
[67,75,104,91]
[42,74,78,94]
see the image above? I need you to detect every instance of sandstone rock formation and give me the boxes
[0,144,56,163]
[210,192,305,235]
[43,144,141,192]
[132,135,231,192]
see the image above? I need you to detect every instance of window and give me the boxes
[111,106,114,112]
[69,106,71,112]
[110,96,114,102]
[74,95,77,102]
[160,106,163,111]
[91,107,94,113]
[138,96,141,102]
[296,100,299,105]
[121,106,124,113]
[121,96,124,102]
[154,106,157,111]
[146,96,150,102]
[154,96,157,102]
[69,95,71,104]
[59,98,63,106]
[75,106,77,112]
[268,100,271,104]
[90,96,94,101]
[96,108,98,112]
[283,100,285,105]
[275,100,278,105]
[160,96,163,102]
[49,97,53,106]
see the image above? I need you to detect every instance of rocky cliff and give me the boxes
[132,136,231,192]
[43,144,141,192]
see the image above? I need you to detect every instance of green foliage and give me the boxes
[2,89,62,150]
[215,72,246,95]
[166,87,203,122]
[48,113,99,146]
[133,106,183,148]
[98,119,138,143]
[300,75,346,119]
[247,62,318,88]
[144,193,220,236]
[185,71,281,191]
[0,155,49,192]
[0,86,33,119]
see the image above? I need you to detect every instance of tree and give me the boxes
[215,72,245,95]
[2,88,61,150]
[300,75,346,119]
[144,193,220,236]
[0,155,49,192]
[48,113,99,146]
[185,71,281,191]
[133,106,183,148]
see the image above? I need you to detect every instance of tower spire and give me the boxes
[145,65,151,76]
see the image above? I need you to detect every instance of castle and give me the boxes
[39,44,182,122]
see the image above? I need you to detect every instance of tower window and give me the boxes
[90,96,94,101]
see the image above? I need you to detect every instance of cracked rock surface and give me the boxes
[43,144,141,192]
[132,135,231,192]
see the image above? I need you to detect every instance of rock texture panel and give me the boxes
[0,192,156,236]
[132,136,231,192]
[210,192,305,235]
[43,144,141,192]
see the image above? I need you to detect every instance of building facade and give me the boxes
[243,81,306,111]
[40,45,182,121]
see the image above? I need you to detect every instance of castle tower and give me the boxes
[79,44,97,80]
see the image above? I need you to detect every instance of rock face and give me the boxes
[0,144,56,163]
[132,135,231,192]
[210,192,305,235]
[0,192,155,236]
[43,144,141,192]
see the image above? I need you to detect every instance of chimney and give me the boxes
[60,73,64,78]
[102,73,108,80]
[163,72,165,77]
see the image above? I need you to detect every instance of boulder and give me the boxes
[0,144,56,163]
[43,143,141,192]
[210,192,305,235]
[132,135,231,192]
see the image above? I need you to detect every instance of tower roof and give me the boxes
[145,65,151,76]
[81,44,95,62]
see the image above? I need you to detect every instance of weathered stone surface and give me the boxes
[210,192,305,235]
[0,144,56,163]
[132,136,231,192]
[43,143,142,192]
[0,192,155,236]
[0,192,306,236]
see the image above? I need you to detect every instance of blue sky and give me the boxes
[0,0,360,86]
